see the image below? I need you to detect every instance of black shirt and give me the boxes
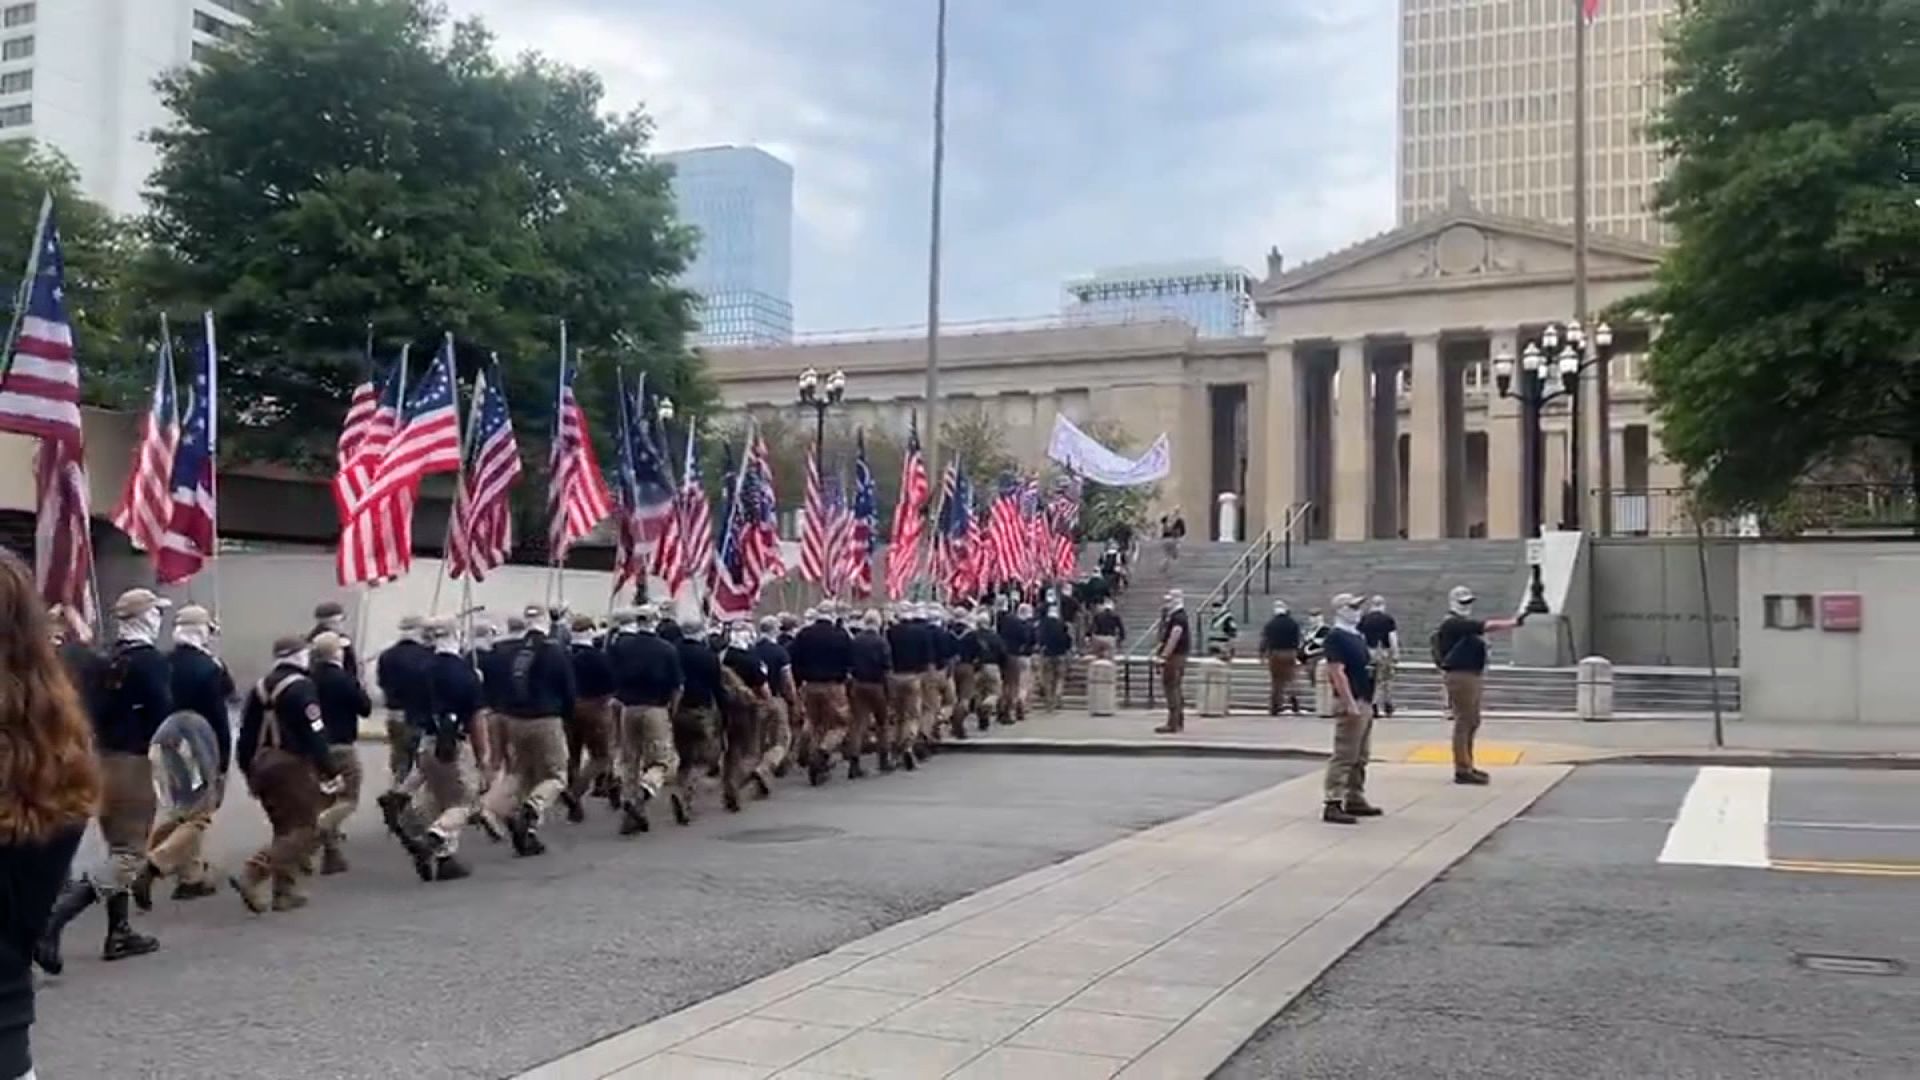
[1058,594,1081,623]
[1261,614,1301,652]
[169,645,235,770]
[1098,551,1121,576]
[790,621,854,683]
[1358,610,1398,650]
[1324,626,1376,702]
[1081,575,1111,605]
[678,639,724,708]
[477,640,513,710]
[0,824,83,1080]
[887,622,933,674]
[973,628,1009,666]
[494,635,578,721]
[236,664,333,773]
[722,647,768,691]
[58,641,110,725]
[1435,615,1490,672]
[753,638,793,691]
[570,642,616,699]
[850,630,891,684]
[308,623,359,682]
[1090,609,1125,638]
[996,612,1033,658]
[376,639,434,723]
[1159,611,1191,657]
[607,630,684,707]
[428,652,483,738]
[311,660,371,745]
[96,641,173,756]
[931,627,959,668]
[1037,616,1072,657]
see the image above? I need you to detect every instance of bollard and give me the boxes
[1216,492,1240,543]
[1576,655,1615,722]
[1198,658,1231,717]
[1087,659,1118,717]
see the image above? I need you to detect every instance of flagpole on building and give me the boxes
[920,0,949,500]
[432,333,474,617]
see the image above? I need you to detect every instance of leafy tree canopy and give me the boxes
[1637,0,1919,511]
[141,0,704,464]
[0,142,146,405]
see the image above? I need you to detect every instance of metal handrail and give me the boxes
[1120,501,1315,660]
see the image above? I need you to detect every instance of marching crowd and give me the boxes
[22,575,1132,973]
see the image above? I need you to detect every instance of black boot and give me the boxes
[1454,769,1490,786]
[1322,801,1358,825]
[33,880,96,975]
[620,797,650,836]
[171,879,218,901]
[1343,796,1384,818]
[559,789,586,824]
[130,861,159,913]
[432,854,472,882]
[846,756,867,781]
[102,893,159,961]
[376,791,411,840]
[877,748,896,774]
[899,745,918,772]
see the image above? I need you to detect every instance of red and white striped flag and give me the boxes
[656,415,710,598]
[1582,0,1602,20]
[984,472,1024,587]
[885,418,930,599]
[841,431,877,598]
[334,344,409,586]
[0,202,96,624]
[446,360,521,581]
[109,327,179,556]
[799,439,834,587]
[153,314,218,586]
[547,336,613,561]
[337,337,462,585]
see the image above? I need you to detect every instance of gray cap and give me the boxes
[113,588,171,620]
[397,613,424,633]
[422,615,458,640]
[314,600,346,620]
[310,631,347,662]
[271,634,308,659]
[174,604,215,629]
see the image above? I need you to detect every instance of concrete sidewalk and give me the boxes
[518,766,1569,1080]
[941,709,1920,768]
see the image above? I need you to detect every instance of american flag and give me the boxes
[885,417,930,599]
[710,427,783,620]
[109,327,179,556]
[0,203,95,624]
[446,359,521,581]
[842,430,877,598]
[1583,0,1602,19]
[153,314,218,586]
[334,344,409,585]
[656,415,709,598]
[612,375,674,596]
[798,438,834,588]
[340,336,462,584]
[547,340,614,561]
[932,461,974,601]
[1045,475,1081,582]
[984,472,1025,588]
[823,464,852,595]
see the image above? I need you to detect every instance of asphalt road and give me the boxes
[1215,765,1920,1080]
[32,745,1301,1080]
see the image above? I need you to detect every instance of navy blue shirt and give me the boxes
[1323,627,1375,703]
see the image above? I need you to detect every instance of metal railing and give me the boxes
[1608,483,1919,538]
[1120,502,1314,706]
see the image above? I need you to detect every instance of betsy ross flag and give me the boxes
[334,344,409,585]
[885,416,929,599]
[109,323,179,556]
[842,430,877,598]
[932,461,974,601]
[656,415,710,598]
[0,201,96,624]
[547,339,613,561]
[153,314,218,585]
[446,359,521,582]
[612,376,675,596]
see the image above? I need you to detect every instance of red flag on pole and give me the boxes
[1582,0,1601,20]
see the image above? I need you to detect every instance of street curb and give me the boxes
[938,738,1330,762]
[1593,752,1920,771]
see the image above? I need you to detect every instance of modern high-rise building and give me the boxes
[0,0,265,215]
[1397,0,1675,243]
[659,145,794,347]
[1062,260,1256,338]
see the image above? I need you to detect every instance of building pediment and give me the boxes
[1258,208,1663,307]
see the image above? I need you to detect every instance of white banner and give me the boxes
[1045,415,1172,487]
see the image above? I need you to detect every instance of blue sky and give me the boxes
[448,0,1399,332]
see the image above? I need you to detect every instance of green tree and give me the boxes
[0,142,146,405]
[1056,416,1156,543]
[1636,0,1920,511]
[140,0,702,464]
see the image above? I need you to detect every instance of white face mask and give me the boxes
[173,624,214,651]
[1335,605,1362,630]
[118,607,163,644]
[282,649,311,671]
[433,637,461,655]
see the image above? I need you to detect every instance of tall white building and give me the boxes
[659,145,795,347]
[1062,260,1256,338]
[1398,0,1675,243]
[0,0,263,215]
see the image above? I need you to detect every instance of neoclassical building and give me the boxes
[705,205,1680,542]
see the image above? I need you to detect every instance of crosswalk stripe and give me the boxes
[1658,766,1772,869]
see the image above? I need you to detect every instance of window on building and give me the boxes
[0,102,29,128]
[193,11,238,40]
[0,35,30,60]
[0,68,28,94]
[1,3,33,29]
[207,0,264,18]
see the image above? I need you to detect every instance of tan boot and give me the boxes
[228,862,272,914]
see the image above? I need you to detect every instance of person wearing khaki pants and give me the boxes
[309,631,371,875]
[1154,591,1192,734]
[1318,595,1380,825]
[479,612,577,856]
[230,637,344,913]
[1035,605,1072,712]
[1433,586,1522,786]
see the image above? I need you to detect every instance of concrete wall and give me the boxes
[1587,538,1739,667]
[1739,541,1920,725]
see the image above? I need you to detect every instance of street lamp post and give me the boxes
[1495,320,1613,613]
[798,366,847,450]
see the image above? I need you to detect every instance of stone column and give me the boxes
[1407,334,1445,539]
[1262,342,1299,535]
[1333,339,1372,541]
[1485,331,1525,539]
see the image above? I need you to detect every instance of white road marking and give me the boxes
[1658,766,1773,869]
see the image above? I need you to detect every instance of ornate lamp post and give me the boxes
[1495,320,1613,613]
[798,366,847,447]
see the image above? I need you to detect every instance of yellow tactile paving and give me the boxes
[1402,743,1525,766]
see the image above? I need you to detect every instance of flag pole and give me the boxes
[548,321,569,609]
[0,193,51,389]
[201,311,220,620]
[432,333,475,616]
[920,0,949,503]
